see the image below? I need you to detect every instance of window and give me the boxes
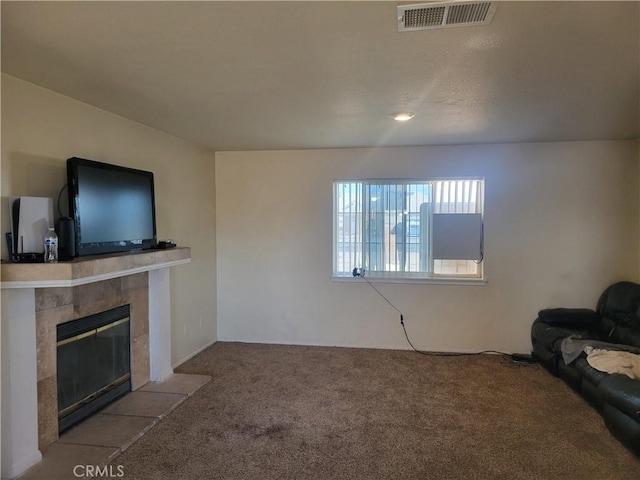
[333,178,484,280]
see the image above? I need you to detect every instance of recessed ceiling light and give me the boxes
[392,112,415,122]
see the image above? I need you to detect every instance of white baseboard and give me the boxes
[172,339,217,369]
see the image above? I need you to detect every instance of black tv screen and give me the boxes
[67,157,157,256]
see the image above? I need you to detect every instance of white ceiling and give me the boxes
[2,1,639,151]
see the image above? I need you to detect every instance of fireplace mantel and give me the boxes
[1,247,191,289]
[1,248,191,479]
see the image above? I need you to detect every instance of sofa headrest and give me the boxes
[597,281,640,328]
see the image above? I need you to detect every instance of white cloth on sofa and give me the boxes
[585,347,640,380]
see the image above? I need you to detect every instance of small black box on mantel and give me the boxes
[55,217,76,260]
[155,240,176,249]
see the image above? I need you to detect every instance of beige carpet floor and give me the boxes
[112,342,639,479]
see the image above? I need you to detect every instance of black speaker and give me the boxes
[55,217,76,260]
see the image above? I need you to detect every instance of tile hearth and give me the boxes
[18,373,211,480]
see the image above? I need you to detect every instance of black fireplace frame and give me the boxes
[56,304,132,433]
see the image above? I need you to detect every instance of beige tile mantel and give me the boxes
[1,247,190,289]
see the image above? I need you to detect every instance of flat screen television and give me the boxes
[67,157,157,256]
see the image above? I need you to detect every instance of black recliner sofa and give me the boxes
[531,281,640,455]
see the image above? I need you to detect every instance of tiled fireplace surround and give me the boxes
[36,273,151,450]
[1,248,190,479]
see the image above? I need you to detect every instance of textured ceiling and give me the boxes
[2,1,639,151]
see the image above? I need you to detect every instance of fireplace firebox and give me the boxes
[56,304,132,433]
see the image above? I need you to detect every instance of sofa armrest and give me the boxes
[537,308,599,329]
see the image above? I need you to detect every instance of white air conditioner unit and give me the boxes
[432,213,483,261]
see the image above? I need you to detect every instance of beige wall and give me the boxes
[4,72,637,358]
[1,74,217,365]
[216,142,639,354]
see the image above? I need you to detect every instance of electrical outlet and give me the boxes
[183,324,187,336]
[199,317,203,328]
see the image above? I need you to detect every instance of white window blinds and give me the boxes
[333,178,483,279]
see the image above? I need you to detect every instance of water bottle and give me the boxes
[44,227,58,263]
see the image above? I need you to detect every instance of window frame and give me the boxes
[332,177,485,283]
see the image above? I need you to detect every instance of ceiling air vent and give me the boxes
[398,1,496,31]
